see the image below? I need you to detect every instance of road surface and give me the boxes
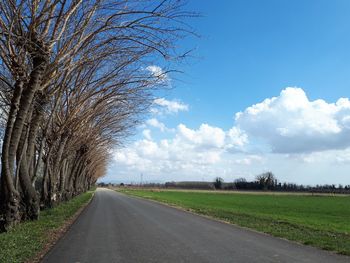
[42,188,349,263]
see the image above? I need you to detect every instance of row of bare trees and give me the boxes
[0,0,193,231]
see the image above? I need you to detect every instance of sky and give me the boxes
[103,0,350,185]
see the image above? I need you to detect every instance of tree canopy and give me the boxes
[0,0,194,231]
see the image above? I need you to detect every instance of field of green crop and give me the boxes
[119,189,350,255]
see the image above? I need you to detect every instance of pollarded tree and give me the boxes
[0,0,195,231]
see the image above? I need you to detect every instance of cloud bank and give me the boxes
[113,123,249,177]
[108,88,350,183]
[236,87,350,153]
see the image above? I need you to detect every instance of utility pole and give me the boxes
[140,173,143,186]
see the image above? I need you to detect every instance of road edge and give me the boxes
[27,192,95,263]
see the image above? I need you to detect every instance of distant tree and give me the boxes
[214,177,224,190]
[234,178,247,184]
[256,172,276,190]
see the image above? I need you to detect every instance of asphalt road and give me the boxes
[42,188,349,263]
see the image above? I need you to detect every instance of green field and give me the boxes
[119,189,350,255]
[0,190,94,263]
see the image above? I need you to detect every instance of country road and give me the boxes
[42,188,349,263]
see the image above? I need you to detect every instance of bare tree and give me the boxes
[214,177,224,190]
[256,172,276,190]
[0,0,195,231]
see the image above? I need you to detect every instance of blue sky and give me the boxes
[104,0,350,185]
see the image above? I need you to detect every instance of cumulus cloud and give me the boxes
[113,123,250,178]
[146,65,169,83]
[177,124,226,148]
[142,129,152,140]
[236,87,350,153]
[146,118,171,132]
[107,87,350,183]
[152,98,189,114]
[176,123,248,150]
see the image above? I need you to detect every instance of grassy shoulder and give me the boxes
[119,188,350,255]
[0,190,94,263]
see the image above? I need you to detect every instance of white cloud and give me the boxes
[177,123,248,150]
[152,98,189,114]
[112,123,250,179]
[287,148,350,165]
[146,65,169,83]
[107,87,350,184]
[227,127,248,148]
[177,123,226,148]
[234,155,265,165]
[146,118,169,132]
[142,129,152,140]
[236,87,350,153]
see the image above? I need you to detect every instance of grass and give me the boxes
[119,188,350,255]
[0,190,94,263]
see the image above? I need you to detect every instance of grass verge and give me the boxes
[119,188,350,256]
[0,190,94,263]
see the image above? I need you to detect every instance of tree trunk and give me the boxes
[0,81,24,231]
[1,47,48,230]
[41,144,53,208]
[48,135,68,206]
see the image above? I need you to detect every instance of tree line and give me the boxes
[0,0,193,232]
[161,172,350,194]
